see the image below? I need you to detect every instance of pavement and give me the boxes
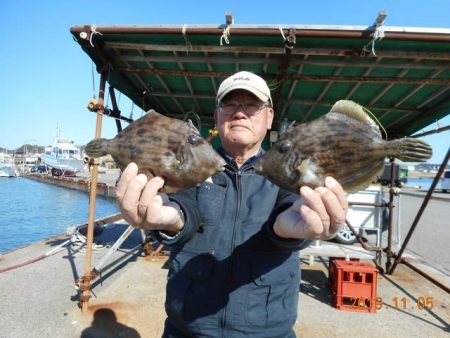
[0,219,449,338]
[297,261,449,338]
[1,173,449,337]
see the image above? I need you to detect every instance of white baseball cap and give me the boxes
[216,71,272,106]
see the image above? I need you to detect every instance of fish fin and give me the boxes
[330,100,380,131]
[296,158,323,187]
[85,138,110,158]
[187,119,199,133]
[161,151,182,171]
[344,160,385,193]
[384,138,433,162]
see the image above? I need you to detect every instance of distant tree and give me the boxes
[15,144,45,154]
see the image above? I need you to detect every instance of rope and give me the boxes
[220,25,231,46]
[87,165,92,192]
[361,26,385,56]
[89,25,103,47]
[0,237,72,273]
[362,106,388,140]
[69,230,107,251]
[182,24,193,54]
[279,24,286,41]
[371,26,385,56]
[183,111,202,132]
[267,77,285,91]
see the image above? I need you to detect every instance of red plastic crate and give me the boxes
[331,260,378,313]
[328,257,359,283]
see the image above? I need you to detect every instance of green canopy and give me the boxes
[70,23,450,139]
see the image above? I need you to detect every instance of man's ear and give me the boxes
[266,108,274,130]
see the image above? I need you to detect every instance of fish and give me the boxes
[253,100,433,193]
[85,110,226,193]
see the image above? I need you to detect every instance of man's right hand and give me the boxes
[116,163,184,234]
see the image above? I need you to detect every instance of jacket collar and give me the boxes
[217,147,264,171]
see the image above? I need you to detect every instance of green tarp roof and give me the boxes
[70,23,450,139]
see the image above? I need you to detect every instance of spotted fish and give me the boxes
[253,100,433,193]
[85,110,226,193]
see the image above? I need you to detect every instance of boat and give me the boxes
[0,152,19,177]
[43,136,85,177]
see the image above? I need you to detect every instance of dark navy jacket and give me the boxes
[155,148,310,338]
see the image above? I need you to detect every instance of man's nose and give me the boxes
[231,110,247,119]
[231,104,247,118]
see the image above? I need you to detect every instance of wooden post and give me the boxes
[81,72,107,312]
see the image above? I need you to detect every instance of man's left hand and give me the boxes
[273,176,348,240]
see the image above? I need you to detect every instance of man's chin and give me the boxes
[228,134,252,144]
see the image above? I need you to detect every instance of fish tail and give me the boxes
[385,138,433,162]
[85,138,111,158]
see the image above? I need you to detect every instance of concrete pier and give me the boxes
[1,175,449,337]
[24,168,120,198]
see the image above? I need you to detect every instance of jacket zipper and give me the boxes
[221,168,243,338]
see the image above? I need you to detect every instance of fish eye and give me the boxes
[279,140,292,153]
[187,134,202,145]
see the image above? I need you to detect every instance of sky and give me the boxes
[1,0,449,164]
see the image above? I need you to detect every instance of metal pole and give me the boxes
[345,219,373,252]
[385,158,396,273]
[93,225,135,273]
[108,86,123,133]
[397,193,402,248]
[389,148,450,274]
[80,72,106,312]
[70,25,450,43]
[410,125,450,138]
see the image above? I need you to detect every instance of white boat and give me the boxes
[43,137,85,176]
[0,153,19,177]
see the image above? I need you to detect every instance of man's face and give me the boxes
[215,90,274,149]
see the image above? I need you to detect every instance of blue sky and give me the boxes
[1,0,449,164]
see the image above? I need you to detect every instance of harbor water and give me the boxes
[0,177,118,253]
[404,177,442,191]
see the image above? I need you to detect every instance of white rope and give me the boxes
[220,25,231,46]
[371,26,385,56]
[70,231,106,251]
[362,26,385,57]
[182,24,192,54]
[279,24,286,41]
[89,25,103,47]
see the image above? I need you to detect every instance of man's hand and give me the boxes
[273,176,348,240]
[116,163,184,234]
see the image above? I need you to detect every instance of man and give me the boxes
[117,71,348,337]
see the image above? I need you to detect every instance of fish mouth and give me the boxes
[217,157,227,171]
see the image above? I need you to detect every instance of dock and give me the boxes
[0,224,448,337]
[3,171,448,337]
[24,168,120,198]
